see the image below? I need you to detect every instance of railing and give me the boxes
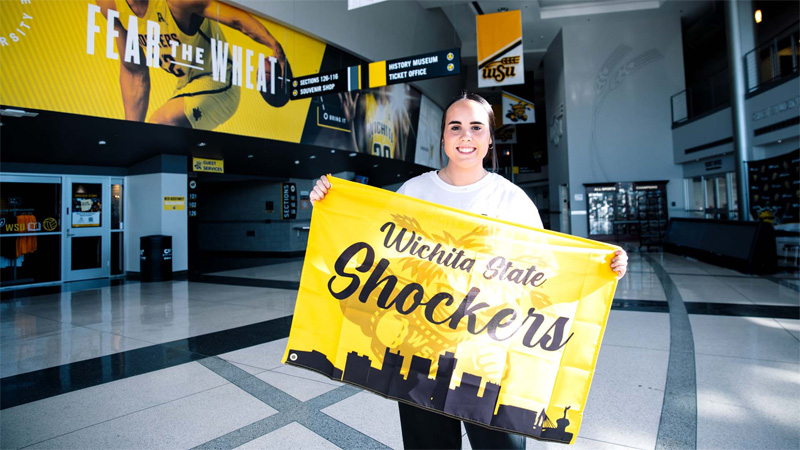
[744,21,799,93]
[671,68,731,125]
[672,21,799,126]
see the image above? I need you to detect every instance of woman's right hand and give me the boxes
[309,175,331,205]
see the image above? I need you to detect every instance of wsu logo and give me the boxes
[481,57,520,83]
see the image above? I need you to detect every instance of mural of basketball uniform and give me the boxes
[363,91,397,159]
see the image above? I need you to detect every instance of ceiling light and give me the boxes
[198,142,206,147]
[309,155,316,159]
[373,164,379,168]
[0,108,38,118]
[331,149,336,153]
[98,140,106,145]
[540,1,660,19]
[247,154,254,158]
[294,160,300,165]
[754,9,762,23]
[349,153,357,157]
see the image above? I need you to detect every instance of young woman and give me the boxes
[310,92,628,449]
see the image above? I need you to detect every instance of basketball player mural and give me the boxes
[339,85,415,161]
[95,0,291,130]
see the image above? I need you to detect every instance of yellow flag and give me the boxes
[284,177,619,444]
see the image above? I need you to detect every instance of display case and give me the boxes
[585,181,668,245]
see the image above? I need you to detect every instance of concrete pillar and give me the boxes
[724,0,751,220]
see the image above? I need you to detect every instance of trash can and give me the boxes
[140,235,173,282]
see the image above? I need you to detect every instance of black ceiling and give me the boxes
[0,106,431,186]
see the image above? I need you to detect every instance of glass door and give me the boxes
[64,177,110,281]
[0,175,63,288]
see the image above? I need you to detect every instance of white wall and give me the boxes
[556,9,686,236]
[161,173,188,271]
[126,173,188,272]
[746,78,800,153]
[672,107,733,164]
[543,31,569,233]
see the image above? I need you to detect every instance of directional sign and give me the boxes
[370,48,460,88]
[289,48,460,100]
[292,68,352,100]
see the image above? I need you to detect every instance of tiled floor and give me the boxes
[0,251,798,449]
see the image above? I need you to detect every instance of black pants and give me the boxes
[398,402,526,450]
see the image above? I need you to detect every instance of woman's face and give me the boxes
[442,99,491,172]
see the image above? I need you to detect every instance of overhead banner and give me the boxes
[284,178,620,444]
[495,125,517,144]
[0,0,434,165]
[502,92,535,124]
[476,10,525,88]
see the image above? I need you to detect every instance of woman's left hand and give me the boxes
[611,249,628,279]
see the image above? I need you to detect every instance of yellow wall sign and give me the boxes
[163,196,185,210]
[192,158,224,173]
[0,0,324,143]
[284,178,620,444]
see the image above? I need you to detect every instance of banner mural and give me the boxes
[414,94,445,169]
[0,0,443,164]
[284,178,620,444]
[748,149,800,224]
[476,10,525,88]
[502,91,535,124]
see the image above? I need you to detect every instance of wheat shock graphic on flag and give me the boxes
[502,91,535,124]
[284,178,620,444]
[476,10,525,88]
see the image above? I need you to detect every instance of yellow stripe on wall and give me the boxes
[368,60,387,88]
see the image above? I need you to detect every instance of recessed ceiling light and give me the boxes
[294,160,300,164]
[98,140,106,145]
[373,164,379,168]
[198,142,206,147]
[0,108,37,118]
[349,153,357,157]
[778,139,782,143]
[397,174,401,177]
[247,154,254,158]
[331,149,336,153]
[309,155,316,159]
